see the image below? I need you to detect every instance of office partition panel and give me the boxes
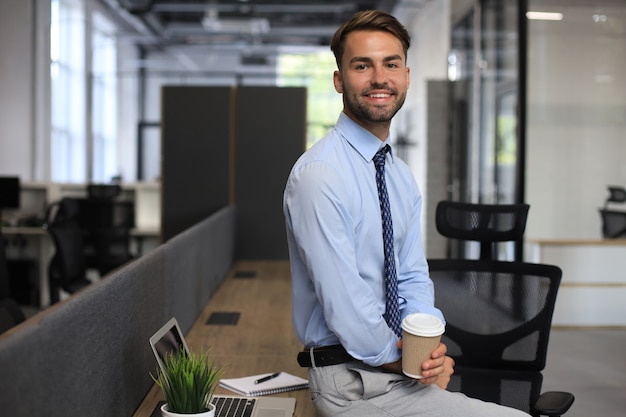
[161,86,232,241]
[235,87,306,259]
[161,86,306,258]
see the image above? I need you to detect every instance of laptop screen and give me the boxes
[149,317,189,373]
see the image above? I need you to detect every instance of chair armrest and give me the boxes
[532,391,575,417]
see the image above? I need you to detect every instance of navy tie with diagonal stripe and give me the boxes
[373,145,402,338]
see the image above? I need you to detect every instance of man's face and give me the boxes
[334,30,410,132]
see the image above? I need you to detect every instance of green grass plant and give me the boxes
[152,348,224,414]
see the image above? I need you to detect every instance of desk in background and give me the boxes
[528,239,626,327]
[1,181,161,308]
[2,226,159,308]
[133,260,314,417]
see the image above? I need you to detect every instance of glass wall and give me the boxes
[449,0,522,206]
[447,0,523,259]
[525,0,626,240]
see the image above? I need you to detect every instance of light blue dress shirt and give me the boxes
[283,112,444,367]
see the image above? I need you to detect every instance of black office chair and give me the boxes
[0,229,26,333]
[428,201,574,417]
[598,185,626,238]
[44,198,93,304]
[79,185,134,276]
[435,200,529,260]
[87,183,122,200]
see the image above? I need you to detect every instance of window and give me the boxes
[50,0,118,183]
[91,11,117,182]
[50,0,86,182]
[278,49,342,148]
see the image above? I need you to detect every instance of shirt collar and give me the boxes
[335,112,394,164]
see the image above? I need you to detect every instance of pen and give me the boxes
[254,372,281,384]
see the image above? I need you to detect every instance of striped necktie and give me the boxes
[373,145,402,338]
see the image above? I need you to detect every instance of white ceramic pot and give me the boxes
[161,402,216,417]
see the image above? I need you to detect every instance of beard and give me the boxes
[343,83,407,124]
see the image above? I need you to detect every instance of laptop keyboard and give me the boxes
[211,396,256,417]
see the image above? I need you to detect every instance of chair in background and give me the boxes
[435,200,529,260]
[428,201,574,417]
[598,185,626,238]
[0,229,26,332]
[79,184,135,276]
[87,183,122,200]
[44,198,93,304]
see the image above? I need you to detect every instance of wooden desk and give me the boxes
[133,260,315,417]
[528,239,626,327]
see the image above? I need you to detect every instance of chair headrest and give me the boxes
[435,201,530,243]
[46,198,81,224]
[606,186,626,204]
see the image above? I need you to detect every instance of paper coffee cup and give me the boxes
[401,313,445,379]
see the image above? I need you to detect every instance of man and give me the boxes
[283,9,529,417]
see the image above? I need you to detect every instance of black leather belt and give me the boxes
[297,345,356,367]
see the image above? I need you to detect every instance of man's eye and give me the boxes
[355,64,367,70]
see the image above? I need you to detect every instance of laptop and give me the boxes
[149,318,297,417]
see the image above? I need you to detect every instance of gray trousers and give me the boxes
[308,361,530,417]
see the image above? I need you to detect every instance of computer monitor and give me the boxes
[0,177,20,209]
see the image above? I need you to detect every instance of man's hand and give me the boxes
[419,342,455,389]
[384,341,455,389]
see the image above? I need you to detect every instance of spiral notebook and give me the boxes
[219,372,309,397]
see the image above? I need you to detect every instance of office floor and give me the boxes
[542,328,626,417]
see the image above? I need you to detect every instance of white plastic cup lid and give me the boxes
[401,313,445,337]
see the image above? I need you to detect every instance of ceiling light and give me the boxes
[202,16,270,34]
[592,14,608,23]
[526,11,564,21]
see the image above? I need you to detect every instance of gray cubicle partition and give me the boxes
[0,206,235,417]
[235,86,306,260]
[161,86,306,259]
[161,86,232,242]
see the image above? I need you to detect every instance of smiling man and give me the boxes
[283,10,529,417]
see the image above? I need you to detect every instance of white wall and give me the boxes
[525,3,626,240]
[0,0,36,179]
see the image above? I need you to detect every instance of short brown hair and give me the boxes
[330,10,411,70]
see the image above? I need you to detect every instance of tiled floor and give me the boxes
[542,328,626,417]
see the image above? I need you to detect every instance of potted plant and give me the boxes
[152,348,224,416]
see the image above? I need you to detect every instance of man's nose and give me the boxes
[371,65,387,85]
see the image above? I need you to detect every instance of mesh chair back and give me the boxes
[87,184,122,200]
[76,199,135,275]
[0,229,10,299]
[45,198,91,303]
[435,201,530,259]
[428,259,561,371]
[599,209,626,238]
[47,221,87,286]
[605,185,626,205]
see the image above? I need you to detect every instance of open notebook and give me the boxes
[220,372,309,397]
[149,318,297,417]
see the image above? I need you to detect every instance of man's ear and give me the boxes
[333,70,343,93]
[406,67,411,89]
